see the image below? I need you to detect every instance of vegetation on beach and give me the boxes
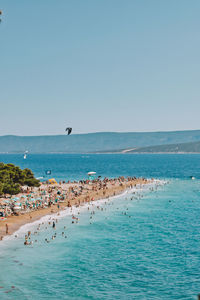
[0,163,40,195]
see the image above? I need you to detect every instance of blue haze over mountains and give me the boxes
[1,130,200,153]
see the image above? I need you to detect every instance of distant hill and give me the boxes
[1,130,200,153]
[122,140,200,154]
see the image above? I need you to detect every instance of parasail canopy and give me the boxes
[66,127,72,135]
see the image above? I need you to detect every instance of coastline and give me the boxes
[0,177,154,241]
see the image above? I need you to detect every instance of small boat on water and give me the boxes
[23,151,28,159]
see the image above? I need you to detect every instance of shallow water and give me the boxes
[0,154,200,299]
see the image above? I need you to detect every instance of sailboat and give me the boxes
[24,151,28,159]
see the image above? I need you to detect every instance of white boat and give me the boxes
[23,150,28,159]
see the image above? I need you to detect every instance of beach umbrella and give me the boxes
[48,178,57,184]
[88,171,96,176]
[88,171,97,180]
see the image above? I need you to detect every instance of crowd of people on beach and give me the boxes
[22,182,159,246]
[0,177,147,217]
[0,176,153,241]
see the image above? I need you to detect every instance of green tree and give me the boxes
[0,163,40,195]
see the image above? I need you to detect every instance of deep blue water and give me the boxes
[1,154,200,299]
[0,153,200,181]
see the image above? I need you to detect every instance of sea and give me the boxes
[0,154,200,300]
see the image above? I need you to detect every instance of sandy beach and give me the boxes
[0,177,152,241]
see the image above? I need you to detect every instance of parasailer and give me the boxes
[66,127,72,135]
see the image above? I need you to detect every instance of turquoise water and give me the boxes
[0,154,200,299]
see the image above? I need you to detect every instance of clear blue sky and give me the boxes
[0,0,199,135]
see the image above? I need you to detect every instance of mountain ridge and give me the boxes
[1,130,200,153]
